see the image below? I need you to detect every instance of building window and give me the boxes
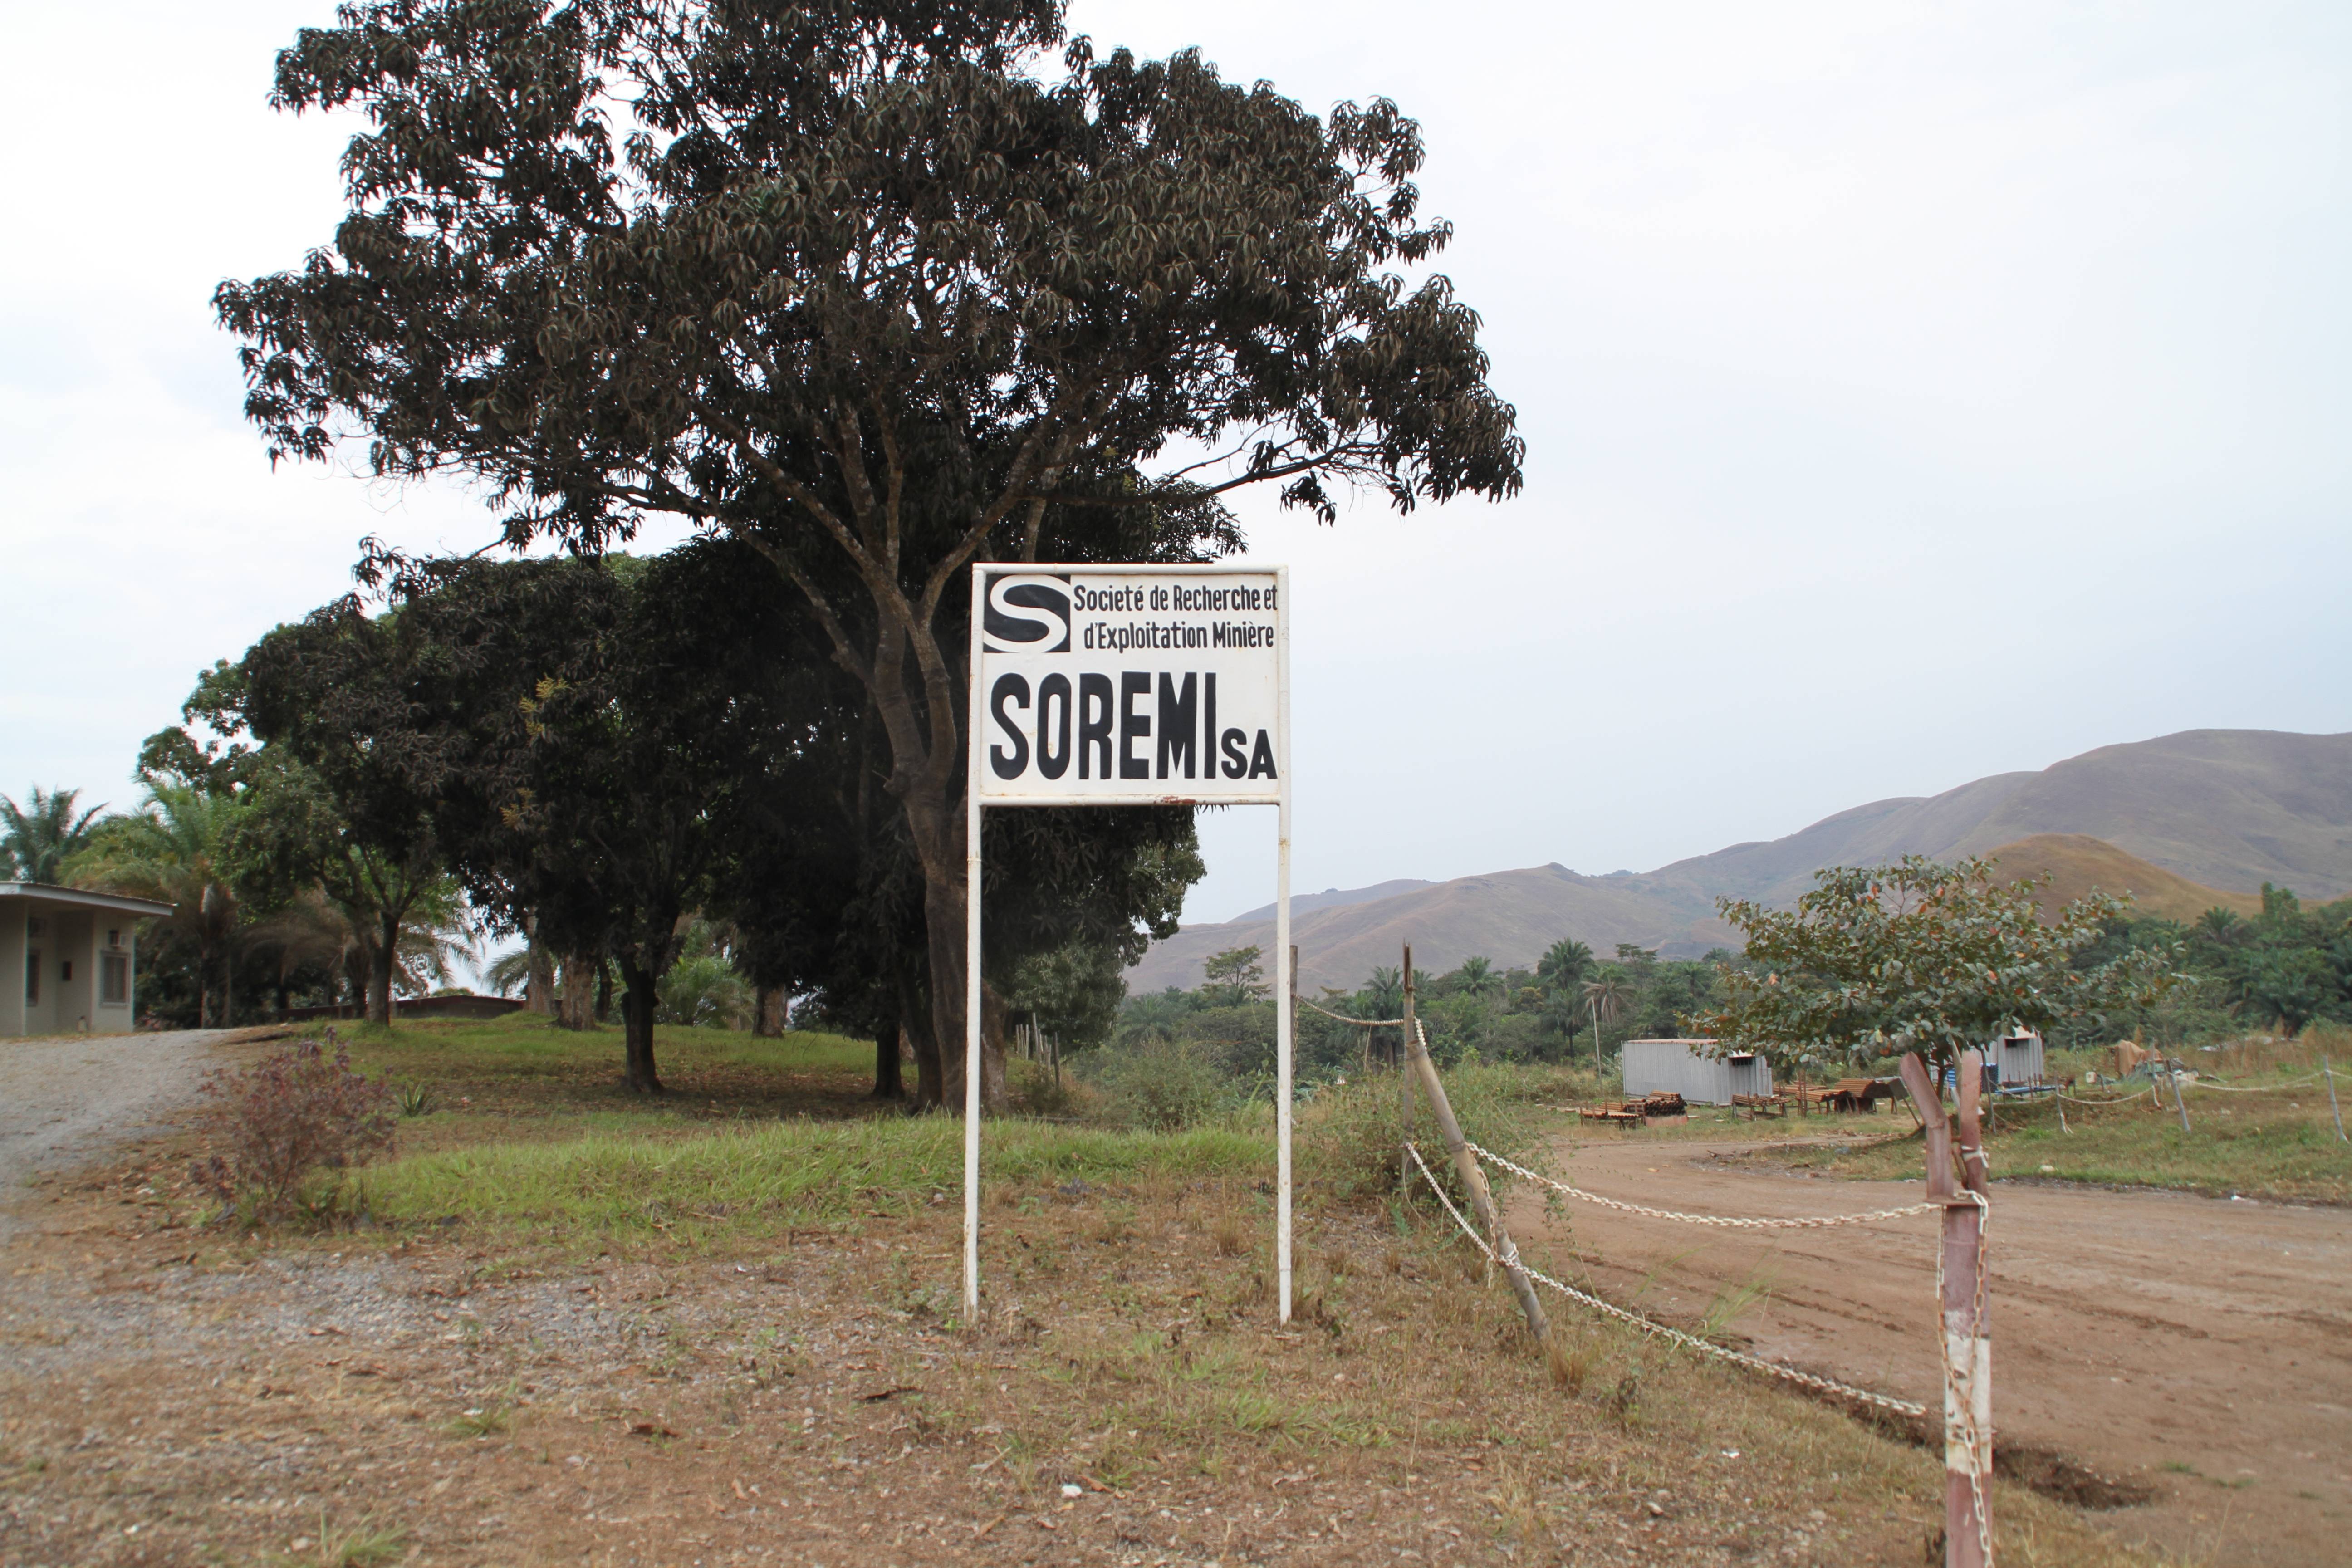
[101,954,129,1006]
[24,951,39,1005]
[60,960,73,983]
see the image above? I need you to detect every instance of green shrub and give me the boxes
[656,954,753,1029]
[1088,1039,1228,1130]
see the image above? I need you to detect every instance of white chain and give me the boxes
[1296,997,1406,1027]
[1467,1141,1940,1230]
[2181,1073,2323,1093]
[1406,1143,1929,1421]
[2053,1084,2156,1105]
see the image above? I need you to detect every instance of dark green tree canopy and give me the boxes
[217,0,1522,1105]
[223,0,1519,544]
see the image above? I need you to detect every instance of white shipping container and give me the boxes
[1621,1039,1774,1106]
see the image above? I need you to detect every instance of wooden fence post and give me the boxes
[1406,1024,1551,1343]
[2326,1057,2347,1144]
[1899,1050,1992,1568]
[1399,946,1417,1198]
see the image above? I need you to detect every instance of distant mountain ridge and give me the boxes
[1127,728,2351,994]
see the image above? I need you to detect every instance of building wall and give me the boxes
[1725,1054,1774,1099]
[20,906,61,1035]
[1623,1039,1774,1104]
[93,918,136,1029]
[0,902,23,1036]
[54,911,95,1033]
[1,899,146,1037]
[1995,1033,2047,1086]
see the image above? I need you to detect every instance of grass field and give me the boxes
[1759,1055,2352,1205]
[112,1015,2181,1564]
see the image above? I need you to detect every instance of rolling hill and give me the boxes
[1127,728,2348,994]
[1977,834,2264,924]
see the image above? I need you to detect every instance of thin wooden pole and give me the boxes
[1406,1022,1550,1343]
[1399,946,1417,1197]
[2326,1057,2347,1144]
[1900,1050,1992,1568]
[2171,1063,2192,1133]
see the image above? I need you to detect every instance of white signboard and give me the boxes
[963,562,1295,1324]
[975,567,1284,803]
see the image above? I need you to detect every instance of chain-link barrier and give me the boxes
[1406,1142,1930,1421]
[1466,1140,1941,1230]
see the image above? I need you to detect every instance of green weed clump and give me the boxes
[1300,1058,1583,1203]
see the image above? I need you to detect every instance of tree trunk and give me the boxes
[905,806,1008,1115]
[872,1017,905,1100]
[753,985,785,1037]
[525,930,555,1016]
[901,967,942,1108]
[197,935,220,1029]
[556,953,595,1029]
[365,911,397,1026]
[616,956,664,1094]
[979,982,1009,1110]
[595,960,612,1024]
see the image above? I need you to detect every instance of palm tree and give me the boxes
[390,880,479,1001]
[2195,907,2242,946]
[1458,955,1499,999]
[244,887,360,1016]
[1581,973,1632,1069]
[1536,938,1594,992]
[72,784,240,1027]
[484,946,536,997]
[2,786,109,884]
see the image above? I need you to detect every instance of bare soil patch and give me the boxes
[0,1026,2171,1566]
[1513,1129,2352,1566]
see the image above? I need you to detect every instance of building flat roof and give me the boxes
[0,882,176,917]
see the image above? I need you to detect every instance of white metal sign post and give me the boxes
[965,563,1293,1322]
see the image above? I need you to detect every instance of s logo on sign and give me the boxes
[981,573,1072,654]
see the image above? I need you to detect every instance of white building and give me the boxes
[1,883,174,1037]
[1991,1031,2047,1087]
[1621,1038,1774,1105]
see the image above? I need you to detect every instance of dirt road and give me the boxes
[0,1031,227,1234]
[1509,1133,2352,1566]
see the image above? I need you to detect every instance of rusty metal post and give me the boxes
[1407,1022,1550,1343]
[1399,946,1416,1198]
[1901,1050,1992,1568]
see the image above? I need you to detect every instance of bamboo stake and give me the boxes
[1406,1022,1550,1343]
[1398,946,1416,1198]
[1900,1051,1992,1568]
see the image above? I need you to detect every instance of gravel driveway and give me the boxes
[0,1029,229,1231]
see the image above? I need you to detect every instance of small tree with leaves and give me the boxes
[1200,945,1269,1006]
[1693,855,2183,1081]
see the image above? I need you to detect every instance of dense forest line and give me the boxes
[1079,880,2352,1114]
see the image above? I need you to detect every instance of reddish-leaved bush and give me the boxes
[190,1033,397,1224]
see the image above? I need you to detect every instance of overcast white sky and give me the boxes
[3,1,2346,928]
